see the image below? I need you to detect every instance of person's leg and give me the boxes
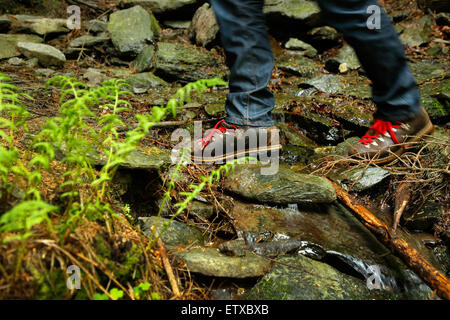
[317,0,421,122]
[210,0,275,127]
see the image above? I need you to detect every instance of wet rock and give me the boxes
[139,216,206,248]
[163,20,191,29]
[125,72,168,93]
[307,26,341,50]
[223,164,336,204]
[399,16,432,47]
[284,38,317,58]
[108,5,156,58]
[17,42,66,67]
[188,200,215,221]
[277,123,318,148]
[276,53,321,77]
[86,19,108,34]
[418,79,450,122]
[0,15,12,32]
[298,74,371,99]
[280,145,314,165]
[189,3,219,47]
[409,60,448,84]
[334,137,361,156]
[403,201,443,232]
[330,167,391,192]
[70,34,110,48]
[174,247,271,278]
[325,44,361,73]
[246,255,395,300]
[155,42,222,82]
[131,45,156,73]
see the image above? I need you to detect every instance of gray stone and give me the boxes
[25,58,39,68]
[298,74,371,99]
[21,17,69,36]
[139,216,206,248]
[331,167,391,192]
[83,68,110,87]
[70,34,109,48]
[223,164,336,204]
[174,247,271,278]
[155,42,222,82]
[7,57,25,66]
[163,20,191,29]
[17,42,66,67]
[399,16,433,47]
[131,45,155,73]
[307,26,341,49]
[404,201,443,232]
[108,5,156,57]
[263,0,322,28]
[284,38,317,58]
[33,68,55,77]
[0,34,43,60]
[188,3,219,47]
[325,44,361,73]
[86,19,108,33]
[125,72,168,93]
[409,61,448,84]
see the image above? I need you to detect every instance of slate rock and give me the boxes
[17,42,66,67]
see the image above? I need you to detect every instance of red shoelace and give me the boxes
[201,120,237,151]
[359,119,405,148]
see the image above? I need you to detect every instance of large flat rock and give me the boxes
[17,42,66,67]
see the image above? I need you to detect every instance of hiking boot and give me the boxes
[349,107,434,163]
[191,120,281,163]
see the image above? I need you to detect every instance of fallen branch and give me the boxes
[393,182,412,232]
[151,226,181,298]
[328,179,450,300]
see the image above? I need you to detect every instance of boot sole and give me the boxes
[191,144,282,164]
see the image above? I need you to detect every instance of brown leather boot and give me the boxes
[349,107,434,163]
[191,120,281,163]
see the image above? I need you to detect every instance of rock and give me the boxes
[163,20,191,29]
[298,74,371,99]
[188,3,219,47]
[120,0,202,15]
[17,17,69,36]
[307,26,341,50]
[399,16,433,47]
[0,34,43,60]
[33,68,55,77]
[223,164,336,204]
[7,57,25,66]
[155,42,222,82]
[69,34,110,48]
[404,201,443,232]
[139,216,206,248]
[108,5,156,58]
[174,247,271,278]
[409,61,448,84]
[131,45,156,73]
[276,53,321,77]
[204,103,225,117]
[125,72,168,93]
[17,42,66,67]
[284,38,317,58]
[86,19,108,33]
[188,200,215,220]
[331,167,391,192]
[334,137,361,156]
[325,44,361,73]
[436,13,450,26]
[83,68,110,87]
[277,123,318,148]
[263,0,322,33]
[246,255,395,300]
[25,58,39,68]
[0,15,12,32]
[280,145,314,165]
[418,79,450,122]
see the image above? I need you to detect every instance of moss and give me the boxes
[115,243,143,280]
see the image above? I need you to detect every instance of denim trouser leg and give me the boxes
[317,0,422,122]
[211,0,275,127]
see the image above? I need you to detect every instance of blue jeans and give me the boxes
[211,0,422,127]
